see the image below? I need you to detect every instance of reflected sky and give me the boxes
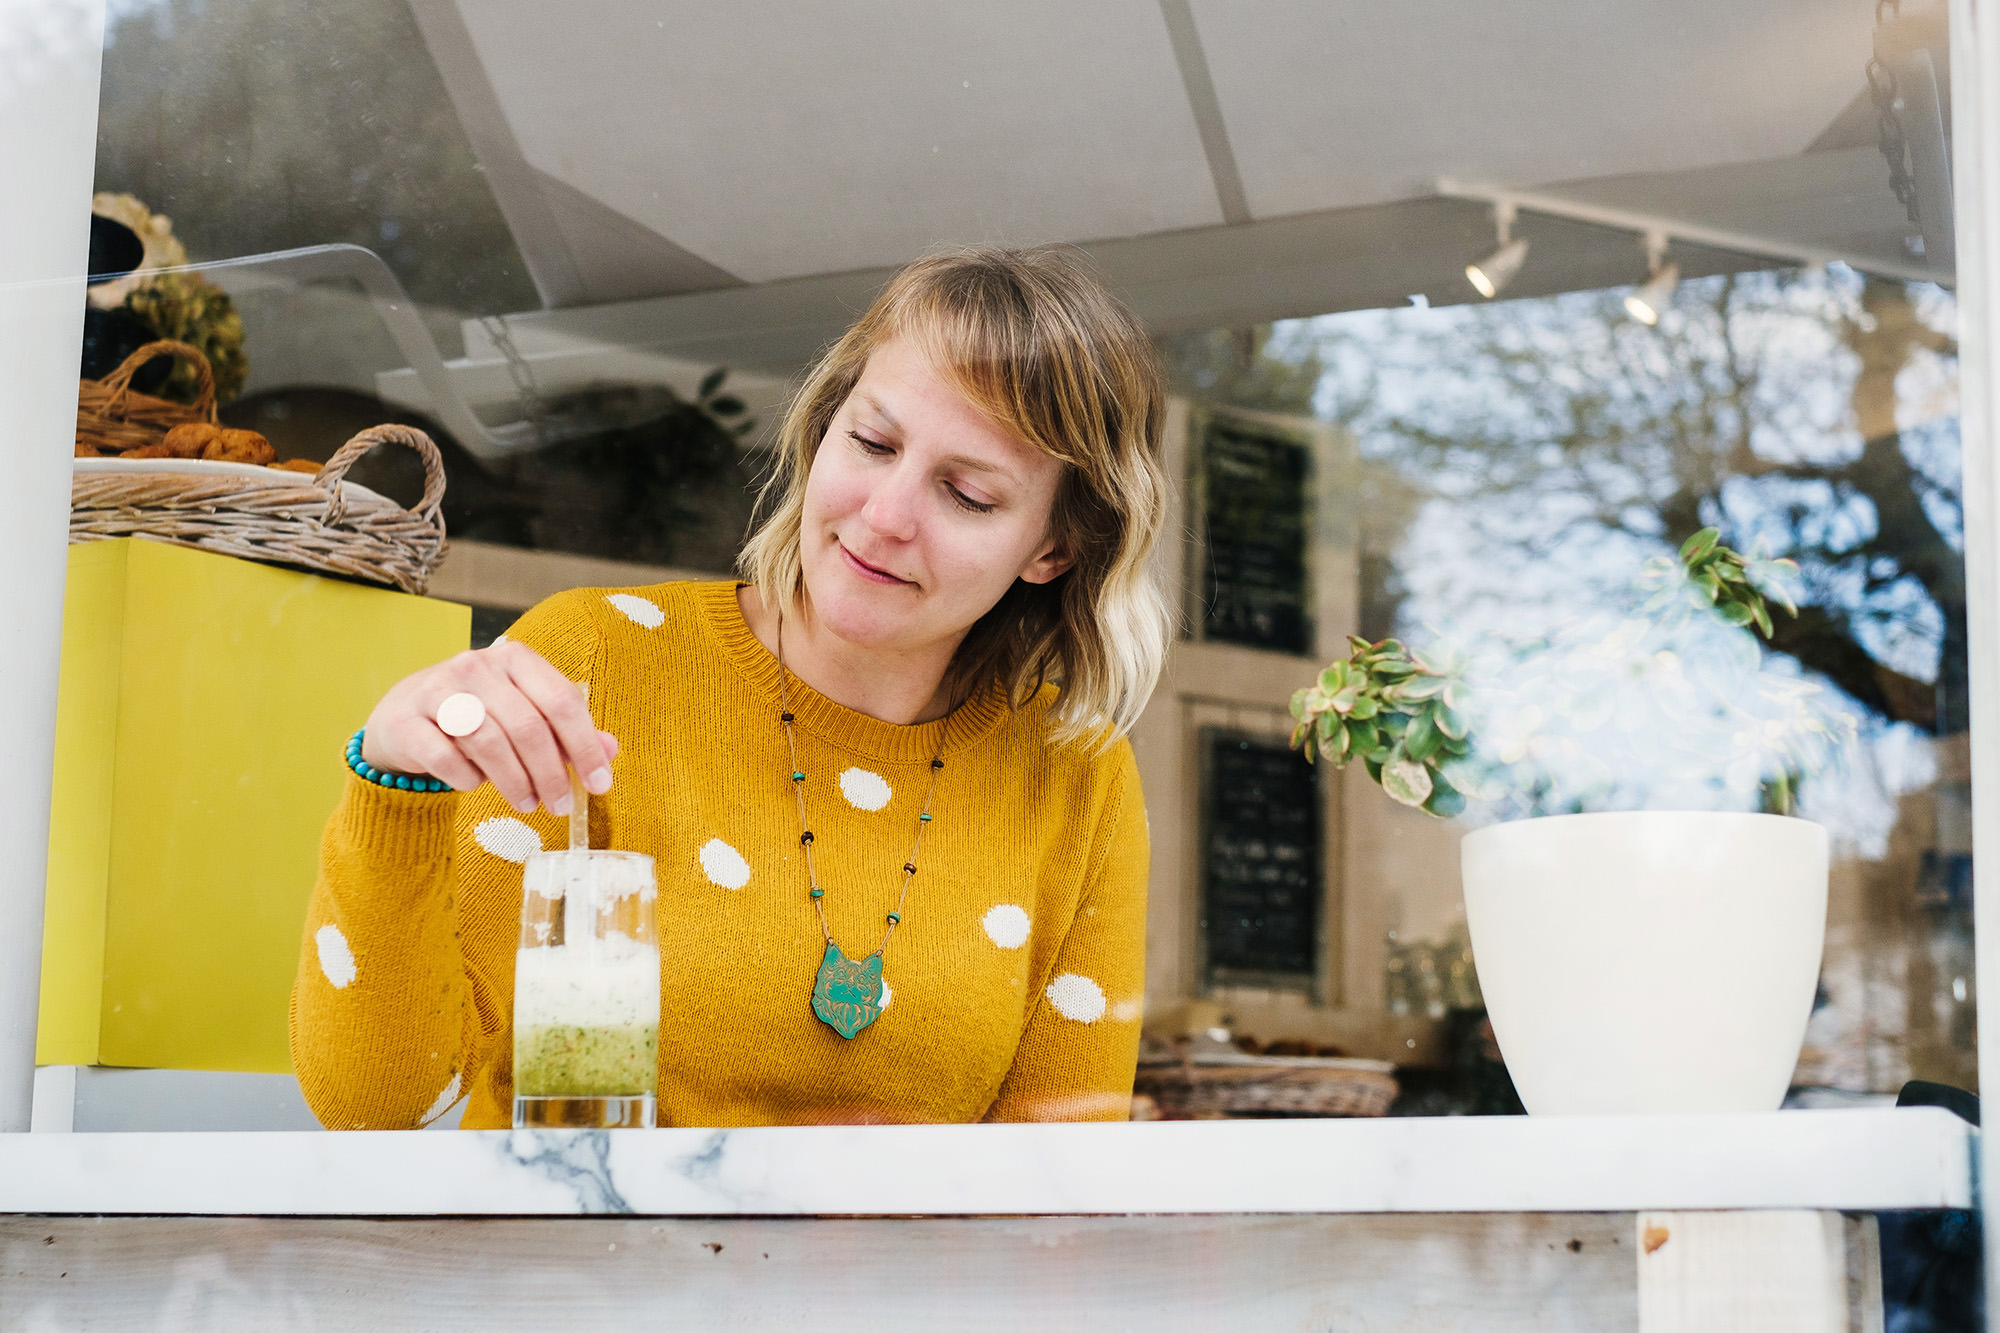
[1284,265,1961,857]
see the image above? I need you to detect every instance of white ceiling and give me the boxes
[453,0,1225,283]
[403,0,1936,378]
[1192,0,1876,216]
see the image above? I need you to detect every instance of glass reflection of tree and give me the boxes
[1326,270,1961,745]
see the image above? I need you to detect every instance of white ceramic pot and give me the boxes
[1460,811,1828,1115]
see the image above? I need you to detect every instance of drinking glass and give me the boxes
[512,849,659,1129]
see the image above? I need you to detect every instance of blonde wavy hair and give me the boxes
[738,246,1172,744]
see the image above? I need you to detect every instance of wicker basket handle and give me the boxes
[315,424,448,535]
[97,340,218,422]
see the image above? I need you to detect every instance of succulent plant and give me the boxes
[1636,527,1798,640]
[1289,637,1471,817]
[1291,528,1808,816]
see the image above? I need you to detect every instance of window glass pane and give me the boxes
[67,0,1971,1153]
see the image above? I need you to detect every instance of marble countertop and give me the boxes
[0,1108,1972,1217]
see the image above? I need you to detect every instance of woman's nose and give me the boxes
[862,465,922,540]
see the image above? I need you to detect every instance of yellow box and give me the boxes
[37,539,470,1072]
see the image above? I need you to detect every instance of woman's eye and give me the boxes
[848,430,892,455]
[947,485,996,515]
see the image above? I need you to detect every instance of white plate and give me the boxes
[73,457,391,506]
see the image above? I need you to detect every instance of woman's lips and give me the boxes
[840,543,913,586]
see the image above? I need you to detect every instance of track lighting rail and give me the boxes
[1436,178,1940,287]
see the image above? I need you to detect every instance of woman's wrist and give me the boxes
[345,729,452,794]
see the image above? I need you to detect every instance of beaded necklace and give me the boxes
[776,616,948,1039]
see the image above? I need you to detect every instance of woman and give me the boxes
[291,246,1171,1129]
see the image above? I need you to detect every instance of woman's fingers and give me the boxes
[502,646,614,794]
[453,653,569,813]
[398,725,489,794]
[444,688,543,811]
[359,642,617,814]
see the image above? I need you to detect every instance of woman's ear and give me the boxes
[1018,540,1074,586]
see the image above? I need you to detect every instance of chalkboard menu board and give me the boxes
[1201,730,1321,984]
[1199,418,1311,655]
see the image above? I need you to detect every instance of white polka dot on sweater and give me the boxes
[699,838,751,889]
[878,978,893,1011]
[606,593,665,628]
[316,924,357,989]
[422,1072,462,1125]
[1112,998,1143,1023]
[982,904,1030,949]
[1045,973,1105,1023]
[475,816,543,863]
[838,767,892,811]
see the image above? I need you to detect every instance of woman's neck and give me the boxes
[737,585,961,726]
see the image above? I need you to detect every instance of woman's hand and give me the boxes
[359,641,617,815]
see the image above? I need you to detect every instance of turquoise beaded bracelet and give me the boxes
[345,729,452,794]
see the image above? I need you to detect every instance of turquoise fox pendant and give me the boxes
[811,942,884,1039]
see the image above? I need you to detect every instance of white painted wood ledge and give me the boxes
[0,1108,1971,1217]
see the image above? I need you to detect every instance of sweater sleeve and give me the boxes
[289,593,603,1130]
[983,745,1149,1122]
[289,780,467,1128]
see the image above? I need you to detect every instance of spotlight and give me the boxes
[1624,232,1679,325]
[1466,201,1528,299]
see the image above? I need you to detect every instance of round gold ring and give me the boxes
[435,691,487,738]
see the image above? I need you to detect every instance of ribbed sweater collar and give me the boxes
[695,581,1012,764]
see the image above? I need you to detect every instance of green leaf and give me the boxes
[1381,752,1434,807]
[1327,723,1351,761]
[1717,599,1753,626]
[1751,600,1774,639]
[1680,527,1720,562]
[1421,775,1466,819]
[1316,712,1338,742]
[1319,663,1348,693]
[1347,694,1379,720]
[1363,755,1383,784]
[1433,704,1467,741]
[1348,720,1380,755]
[1290,688,1312,719]
[1290,720,1312,750]
[1404,708,1441,762]
[1389,674,1448,703]
[1694,570,1721,603]
[697,367,728,400]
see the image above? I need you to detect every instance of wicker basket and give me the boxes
[1134,1052,1400,1118]
[70,424,449,596]
[76,340,217,455]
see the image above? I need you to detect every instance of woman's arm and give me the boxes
[288,594,608,1129]
[289,781,469,1128]
[982,746,1150,1122]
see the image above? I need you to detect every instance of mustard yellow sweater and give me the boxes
[290,580,1148,1129]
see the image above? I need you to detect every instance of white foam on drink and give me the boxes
[514,947,660,1028]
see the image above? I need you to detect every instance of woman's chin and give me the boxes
[803,587,919,652]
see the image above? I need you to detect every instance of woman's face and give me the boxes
[798,332,1071,658]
